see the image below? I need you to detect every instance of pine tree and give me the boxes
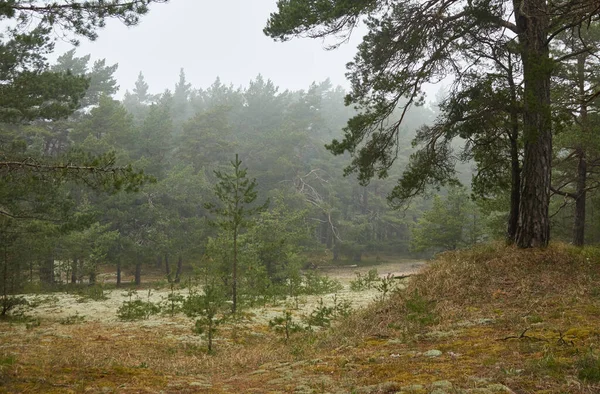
[205,154,268,314]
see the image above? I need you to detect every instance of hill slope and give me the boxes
[1,243,600,393]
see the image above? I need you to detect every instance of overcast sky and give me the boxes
[54,0,363,96]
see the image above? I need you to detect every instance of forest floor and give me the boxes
[1,245,600,393]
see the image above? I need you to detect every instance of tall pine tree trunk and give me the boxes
[165,254,171,281]
[116,258,122,288]
[573,52,588,246]
[232,227,238,314]
[573,152,587,246]
[514,0,552,248]
[174,255,183,284]
[507,61,521,244]
[135,261,142,286]
[71,258,78,284]
[508,136,521,243]
[40,255,55,286]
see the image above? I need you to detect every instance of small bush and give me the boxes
[375,274,398,301]
[332,294,353,318]
[25,318,41,330]
[77,285,108,303]
[59,313,86,325]
[161,284,185,316]
[404,290,438,326]
[269,310,304,341]
[0,295,28,317]
[577,349,600,383]
[350,269,379,291]
[306,298,334,328]
[117,299,161,321]
[302,271,343,295]
[117,289,160,321]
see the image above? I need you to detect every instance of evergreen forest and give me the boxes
[2,1,600,393]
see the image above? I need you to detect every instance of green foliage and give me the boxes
[183,281,228,353]
[411,186,484,253]
[76,285,108,303]
[0,295,28,317]
[577,349,600,383]
[269,310,305,342]
[404,290,438,327]
[301,271,343,295]
[204,154,268,314]
[375,274,397,301]
[59,313,86,325]
[306,298,334,328]
[116,290,160,321]
[331,294,353,318]
[161,284,185,317]
[349,269,379,291]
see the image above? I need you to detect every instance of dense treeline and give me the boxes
[1,50,460,297]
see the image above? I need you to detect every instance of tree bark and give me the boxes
[573,151,587,246]
[165,254,171,281]
[508,136,521,243]
[40,255,55,285]
[514,0,552,248]
[71,258,78,284]
[232,226,238,314]
[116,259,122,288]
[573,52,588,246]
[174,255,183,283]
[507,58,521,244]
[135,261,142,286]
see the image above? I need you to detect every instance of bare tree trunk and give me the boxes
[40,255,55,286]
[174,255,183,283]
[573,152,587,246]
[514,0,552,248]
[573,52,588,246]
[71,258,78,284]
[116,259,122,288]
[232,227,238,314]
[135,261,142,286]
[507,58,521,244]
[165,254,171,281]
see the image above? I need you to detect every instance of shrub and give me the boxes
[269,310,304,341]
[0,295,28,317]
[577,349,600,383]
[76,285,108,303]
[349,269,379,291]
[302,271,343,295]
[117,289,160,321]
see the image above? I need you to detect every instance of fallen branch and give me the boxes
[498,328,548,342]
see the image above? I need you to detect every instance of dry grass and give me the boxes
[2,243,600,393]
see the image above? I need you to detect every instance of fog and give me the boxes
[55,0,363,95]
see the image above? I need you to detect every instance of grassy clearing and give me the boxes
[2,244,600,393]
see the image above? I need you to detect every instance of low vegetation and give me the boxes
[1,243,599,393]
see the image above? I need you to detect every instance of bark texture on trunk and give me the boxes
[507,59,521,244]
[573,152,587,246]
[573,52,588,246]
[514,0,552,248]
[165,254,171,281]
[174,255,183,283]
[135,261,142,286]
[116,259,122,288]
[71,258,78,284]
